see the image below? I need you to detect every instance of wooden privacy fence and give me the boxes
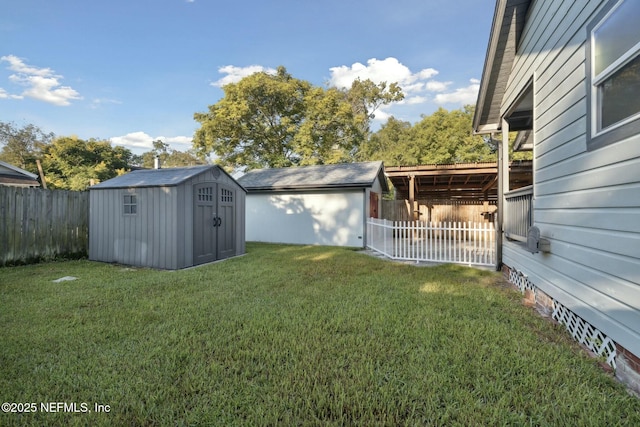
[367,218,496,267]
[381,199,496,223]
[0,187,89,265]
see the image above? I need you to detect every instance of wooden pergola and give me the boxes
[385,161,532,219]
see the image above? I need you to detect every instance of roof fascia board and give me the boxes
[473,0,509,134]
[0,160,39,180]
[473,0,532,134]
[244,183,373,193]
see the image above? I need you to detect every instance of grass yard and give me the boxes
[1,243,639,426]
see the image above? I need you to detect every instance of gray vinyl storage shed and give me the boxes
[89,165,245,269]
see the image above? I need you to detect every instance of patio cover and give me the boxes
[385,161,532,201]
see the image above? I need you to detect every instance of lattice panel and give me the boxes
[508,268,617,369]
[508,269,535,293]
[552,301,617,369]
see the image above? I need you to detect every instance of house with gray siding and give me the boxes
[89,165,245,269]
[0,160,40,187]
[237,161,388,248]
[474,0,640,392]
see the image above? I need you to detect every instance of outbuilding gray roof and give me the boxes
[237,161,388,192]
[91,165,218,189]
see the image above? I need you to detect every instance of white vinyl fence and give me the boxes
[367,218,496,267]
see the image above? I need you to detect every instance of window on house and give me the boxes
[588,0,640,150]
[124,194,137,215]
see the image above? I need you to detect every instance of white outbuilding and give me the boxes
[237,161,387,248]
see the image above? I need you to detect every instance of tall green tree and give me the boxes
[357,117,414,166]
[346,78,404,136]
[194,66,310,170]
[139,139,206,169]
[407,106,495,164]
[41,136,133,190]
[0,121,54,172]
[362,105,532,166]
[294,86,362,165]
[193,66,404,170]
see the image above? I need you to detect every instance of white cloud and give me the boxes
[328,57,481,116]
[163,135,193,149]
[1,54,52,76]
[211,65,277,87]
[425,80,451,92]
[434,78,480,105]
[328,57,438,96]
[110,131,154,150]
[328,57,482,124]
[110,132,193,152]
[415,68,439,80]
[372,107,392,122]
[0,87,23,100]
[405,96,427,105]
[90,98,122,109]
[1,55,82,106]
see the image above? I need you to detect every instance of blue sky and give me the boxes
[0,0,494,155]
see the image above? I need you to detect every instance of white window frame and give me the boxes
[587,0,640,150]
[123,194,137,215]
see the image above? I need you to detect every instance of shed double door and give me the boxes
[193,182,236,265]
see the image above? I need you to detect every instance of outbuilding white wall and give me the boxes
[246,189,366,247]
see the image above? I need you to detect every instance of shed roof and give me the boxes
[90,165,235,190]
[237,161,388,192]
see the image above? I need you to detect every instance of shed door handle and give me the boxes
[217,217,222,227]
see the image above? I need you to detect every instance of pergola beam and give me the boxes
[386,161,532,201]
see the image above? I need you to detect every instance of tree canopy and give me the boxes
[359,106,531,167]
[0,121,210,190]
[0,122,54,173]
[191,67,529,172]
[137,139,206,169]
[193,66,403,170]
[364,106,496,166]
[406,106,495,165]
[40,136,134,190]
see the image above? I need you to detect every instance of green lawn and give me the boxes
[1,243,638,426]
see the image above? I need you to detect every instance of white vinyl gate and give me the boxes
[367,218,496,267]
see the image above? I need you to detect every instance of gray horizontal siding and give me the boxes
[504,243,640,358]
[537,155,640,195]
[502,0,640,357]
[537,136,640,185]
[534,182,640,210]
[503,0,597,110]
